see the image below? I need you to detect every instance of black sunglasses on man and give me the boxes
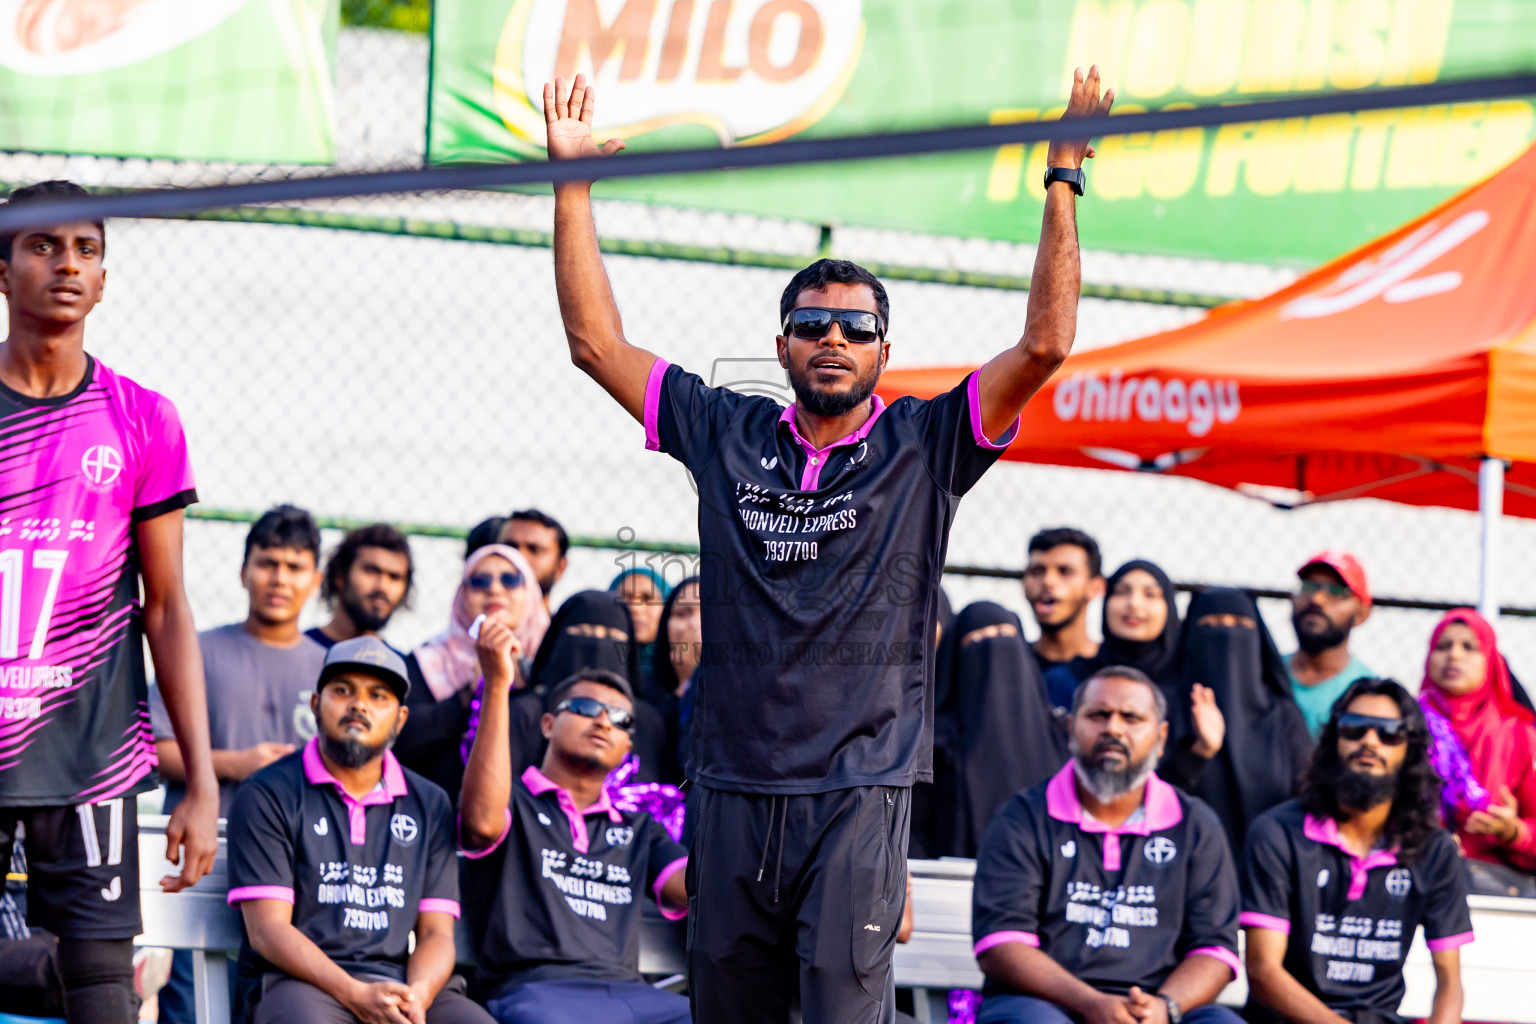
[782,306,886,343]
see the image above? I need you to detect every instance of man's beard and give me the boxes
[1332,761,1399,811]
[1036,594,1089,636]
[1294,608,1352,655]
[341,585,395,634]
[787,359,879,418]
[1070,735,1159,802]
[321,722,399,769]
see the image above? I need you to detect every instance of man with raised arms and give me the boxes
[544,68,1112,1023]
[0,180,218,1023]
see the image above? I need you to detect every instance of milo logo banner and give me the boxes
[429,0,1536,264]
[0,0,338,163]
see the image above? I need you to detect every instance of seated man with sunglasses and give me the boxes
[459,616,690,1024]
[1242,678,1472,1024]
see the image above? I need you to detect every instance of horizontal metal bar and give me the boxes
[169,206,1235,307]
[2,74,1533,227]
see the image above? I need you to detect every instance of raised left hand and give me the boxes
[1047,65,1115,169]
[1188,683,1226,759]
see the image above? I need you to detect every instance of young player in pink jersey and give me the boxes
[0,180,218,1023]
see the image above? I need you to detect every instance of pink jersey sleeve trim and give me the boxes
[1240,912,1291,934]
[419,898,462,919]
[1426,931,1475,952]
[459,808,512,859]
[1187,946,1242,978]
[652,856,689,920]
[974,930,1040,956]
[644,358,671,452]
[967,369,1020,450]
[227,885,294,905]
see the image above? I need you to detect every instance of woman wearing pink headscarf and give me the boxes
[414,544,550,700]
[1420,608,1536,880]
[396,545,550,802]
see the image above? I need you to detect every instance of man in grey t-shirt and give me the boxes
[149,506,326,816]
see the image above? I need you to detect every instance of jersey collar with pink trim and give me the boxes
[301,738,408,845]
[1302,812,1399,900]
[776,395,888,491]
[521,764,623,855]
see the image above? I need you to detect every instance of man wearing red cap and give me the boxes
[1286,552,1375,737]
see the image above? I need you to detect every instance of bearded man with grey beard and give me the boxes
[971,666,1244,1024]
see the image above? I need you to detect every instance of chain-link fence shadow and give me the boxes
[6,22,1534,693]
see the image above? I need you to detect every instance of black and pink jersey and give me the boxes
[972,763,1242,997]
[460,765,687,999]
[643,360,1017,793]
[0,357,196,806]
[1241,800,1473,1022]
[227,740,461,982]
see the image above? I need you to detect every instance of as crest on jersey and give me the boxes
[390,814,419,844]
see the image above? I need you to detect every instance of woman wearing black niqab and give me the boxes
[1165,588,1313,855]
[1043,559,1182,710]
[926,601,1067,859]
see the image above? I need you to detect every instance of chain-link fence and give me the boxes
[5,21,1535,689]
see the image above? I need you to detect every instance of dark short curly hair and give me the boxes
[322,523,413,608]
[1300,677,1443,862]
[0,181,104,262]
[779,258,890,331]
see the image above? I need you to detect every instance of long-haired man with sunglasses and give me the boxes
[543,62,1112,1024]
[459,622,689,1024]
[1241,678,1471,1024]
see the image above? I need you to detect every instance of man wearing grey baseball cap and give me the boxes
[318,635,413,703]
[225,634,492,1024]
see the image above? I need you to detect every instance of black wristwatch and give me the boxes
[1043,166,1086,195]
[1159,995,1184,1024]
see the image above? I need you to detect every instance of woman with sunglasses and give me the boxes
[398,546,550,801]
[1420,609,1536,890]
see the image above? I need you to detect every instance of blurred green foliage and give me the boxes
[341,0,431,33]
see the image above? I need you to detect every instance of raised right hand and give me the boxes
[343,979,414,1024]
[476,617,524,690]
[544,74,627,162]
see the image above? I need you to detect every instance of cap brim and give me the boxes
[317,662,409,701]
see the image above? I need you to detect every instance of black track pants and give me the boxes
[686,785,910,1024]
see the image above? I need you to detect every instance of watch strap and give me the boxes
[1043,166,1086,196]
[1159,995,1183,1024]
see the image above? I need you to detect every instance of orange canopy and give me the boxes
[877,144,1536,518]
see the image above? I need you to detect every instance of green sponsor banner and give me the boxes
[429,0,1536,265]
[0,0,338,164]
